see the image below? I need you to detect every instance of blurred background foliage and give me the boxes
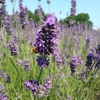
[0,10,93,28]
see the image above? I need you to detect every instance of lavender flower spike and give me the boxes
[34,12,60,55]
[7,40,19,56]
[0,83,8,100]
[70,0,77,16]
[23,59,30,71]
[0,0,6,18]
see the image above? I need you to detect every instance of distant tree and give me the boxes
[28,8,45,26]
[76,13,90,23]
[28,10,34,21]
[64,15,76,27]
[33,9,40,23]
[64,13,93,27]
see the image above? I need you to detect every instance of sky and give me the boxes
[5,0,100,28]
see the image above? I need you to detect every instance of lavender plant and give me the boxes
[24,12,59,99]
[0,0,100,100]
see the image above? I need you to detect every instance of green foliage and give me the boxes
[0,18,2,27]
[59,19,65,24]
[28,10,34,21]
[33,9,40,23]
[64,13,93,27]
[76,13,90,22]
[28,9,45,23]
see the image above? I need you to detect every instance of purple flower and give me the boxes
[85,45,100,69]
[53,48,63,66]
[24,79,39,95]
[38,77,51,97]
[85,35,92,48]
[24,77,51,98]
[95,44,100,68]
[85,53,95,69]
[19,0,28,29]
[34,13,59,55]
[3,15,12,35]
[37,55,50,68]
[46,13,57,25]
[37,6,44,18]
[0,83,8,100]
[96,44,100,55]
[0,0,6,18]
[70,56,83,73]
[70,0,77,16]
[44,77,51,90]
[7,40,19,56]
[23,59,30,71]
[12,34,18,42]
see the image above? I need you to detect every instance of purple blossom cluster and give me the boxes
[34,13,59,68]
[35,13,59,55]
[38,77,51,98]
[85,35,93,49]
[37,6,44,18]
[0,0,6,18]
[19,0,28,29]
[24,77,51,98]
[43,77,51,95]
[25,79,39,95]
[23,59,30,71]
[7,40,19,56]
[36,55,50,68]
[16,59,30,71]
[12,33,18,42]
[70,55,83,73]
[70,0,76,16]
[0,83,8,100]
[3,15,13,35]
[85,45,100,69]
[53,48,63,66]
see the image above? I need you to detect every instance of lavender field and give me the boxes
[0,0,100,100]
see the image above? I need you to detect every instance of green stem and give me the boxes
[9,57,24,83]
[38,68,43,82]
[0,17,3,28]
